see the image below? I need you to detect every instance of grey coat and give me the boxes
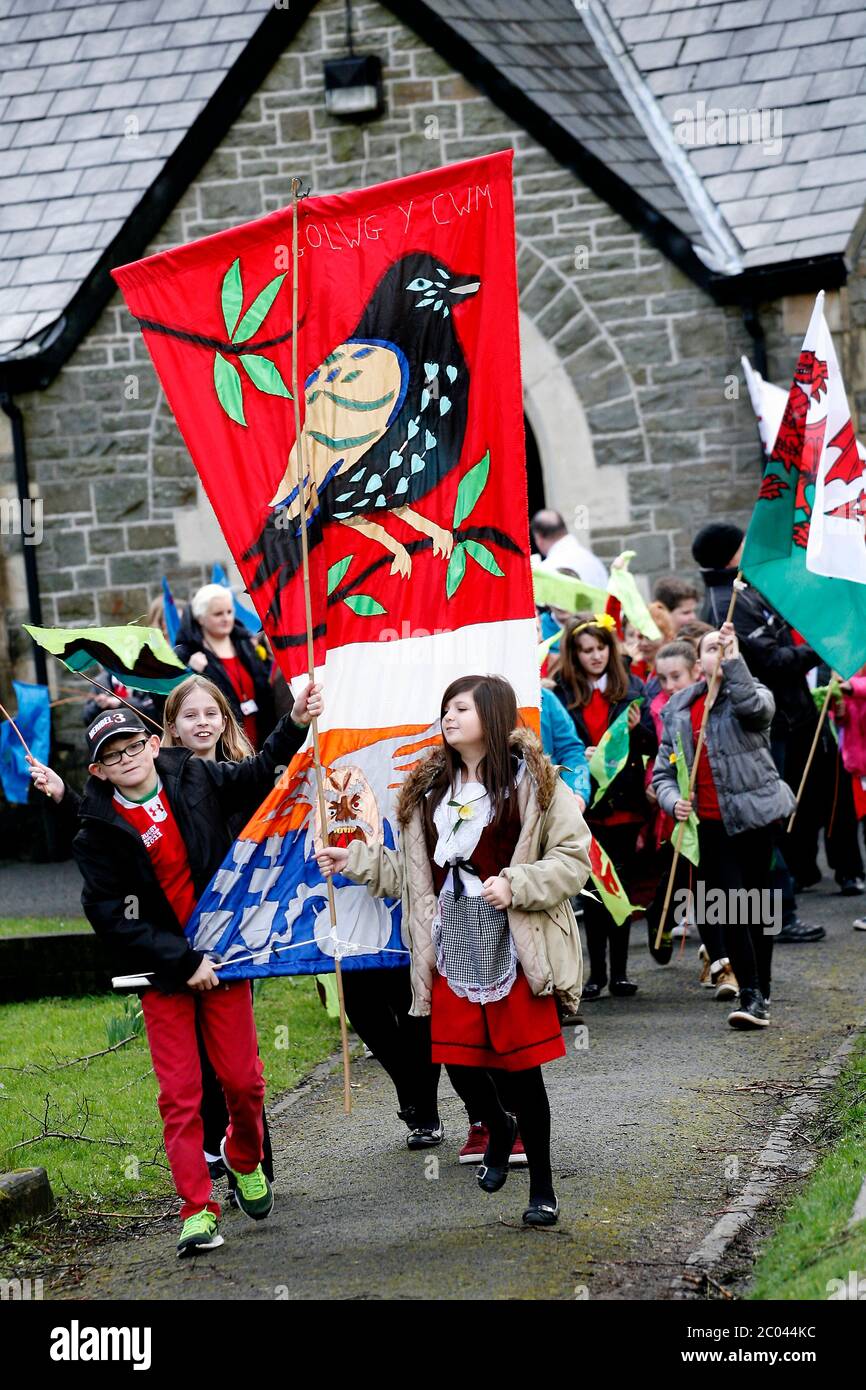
[651,656,797,836]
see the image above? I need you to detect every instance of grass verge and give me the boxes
[0,970,342,1283]
[747,1033,866,1300]
[0,917,89,937]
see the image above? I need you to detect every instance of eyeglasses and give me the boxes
[99,738,148,766]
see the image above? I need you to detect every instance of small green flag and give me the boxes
[608,551,661,639]
[588,835,641,925]
[589,698,642,807]
[667,732,700,866]
[537,627,563,668]
[24,623,190,695]
[532,568,608,616]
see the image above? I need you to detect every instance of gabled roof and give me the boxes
[1,0,864,388]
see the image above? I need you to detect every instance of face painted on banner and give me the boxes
[314,765,380,849]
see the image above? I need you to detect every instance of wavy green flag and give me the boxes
[589,698,642,807]
[668,731,700,866]
[24,624,190,695]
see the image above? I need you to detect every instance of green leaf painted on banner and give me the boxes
[213,352,246,426]
[446,542,467,598]
[239,353,293,398]
[462,538,503,577]
[343,593,386,617]
[232,273,286,343]
[221,257,243,340]
[453,451,490,528]
[327,555,353,596]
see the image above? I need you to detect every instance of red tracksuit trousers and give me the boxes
[141,982,265,1220]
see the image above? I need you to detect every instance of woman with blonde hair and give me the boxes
[174,583,274,749]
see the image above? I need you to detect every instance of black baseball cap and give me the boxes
[86,710,150,762]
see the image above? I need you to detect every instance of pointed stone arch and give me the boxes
[520,311,629,540]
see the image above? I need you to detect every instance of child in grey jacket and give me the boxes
[652,622,796,1030]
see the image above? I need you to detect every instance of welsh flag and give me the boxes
[113,152,538,980]
[589,698,642,807]
[588,836,640,926]
[741,292,866,680]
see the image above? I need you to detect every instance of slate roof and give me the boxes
[0,0,273,357]
[1,0,865,367]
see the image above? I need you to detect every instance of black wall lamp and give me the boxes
[323,0,384,120]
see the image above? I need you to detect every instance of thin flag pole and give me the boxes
[290,177,353,1116]
[786,680,835,833]
[654,574,743,950]
[0,698,53,798]
[43,658,165,735]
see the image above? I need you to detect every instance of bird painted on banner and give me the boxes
[243,252,481,621]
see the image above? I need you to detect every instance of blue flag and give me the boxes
[162,577,181,645]
[211,563,261,634]
[0,682,50,805]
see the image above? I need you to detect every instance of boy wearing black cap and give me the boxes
[64,685,321,1256]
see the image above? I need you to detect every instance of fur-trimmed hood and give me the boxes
[395,726,558,826]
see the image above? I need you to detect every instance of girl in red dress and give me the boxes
[316,674,591,1227]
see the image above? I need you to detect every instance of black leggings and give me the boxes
[583,821,642,982]
[446,1063,554,1202]
[342,967,441,1127]
[697,822,774,997]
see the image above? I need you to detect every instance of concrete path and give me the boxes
[54,879,865,1301]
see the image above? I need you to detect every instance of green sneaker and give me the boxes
[177,1209,223,1258]
[220,1136,274,1221]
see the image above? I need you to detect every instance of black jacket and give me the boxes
[173,611,275,743]
[553,672,657,821]
[70,714,307,991]
[700,569,819,736]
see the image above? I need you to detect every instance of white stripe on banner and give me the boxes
[290,618,541,730]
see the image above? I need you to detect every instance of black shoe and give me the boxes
[559,1009,585,1026]
[609,978,638,997]
[728,988,770,1029]
[647,917,673,965]
[838,878,865,897]
[580,978,606,1001]
[777,918,826,943]
[476,1113,518,1193]
[794,871,822,893]
[207,1157,228,1183]
[523,1196,559,1227]
[406,1119,444,1150]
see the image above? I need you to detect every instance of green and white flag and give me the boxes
[667,732,700,867]
[741,291,866,679]
[589,698,642,807]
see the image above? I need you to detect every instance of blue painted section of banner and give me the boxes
[162,577,181,645]
[0,682,51,805]
[185,817,408,979]
[211,563,261,634]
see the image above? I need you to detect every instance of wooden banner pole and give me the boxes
[290,178,353,1116]
[786,682,835,833]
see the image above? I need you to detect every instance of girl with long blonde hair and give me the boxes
[162,676,254,763]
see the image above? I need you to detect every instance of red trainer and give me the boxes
[458,1122,489,1164]
[458,1121,528,1166]
[509,1132,528,1167]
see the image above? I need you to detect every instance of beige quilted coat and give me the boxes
[344,728,592,1016]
